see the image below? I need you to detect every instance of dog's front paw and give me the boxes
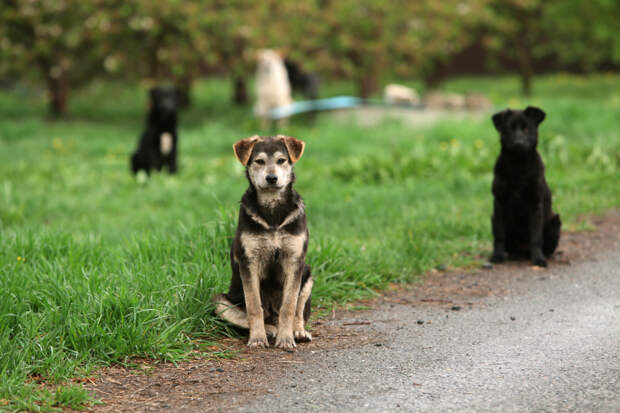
[489,252,505,263]
[531,249,548,267]
[531,255,548,267]
[275,332,296,350]
[294,329,312,343]
[247,335,269,349]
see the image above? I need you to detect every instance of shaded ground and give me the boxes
[83,211,620,412]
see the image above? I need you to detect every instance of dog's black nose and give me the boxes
[266,175,278,184]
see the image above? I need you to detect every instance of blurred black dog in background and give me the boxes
[490,106,561,267]
[131,87,179,175]
[284,58,319,100]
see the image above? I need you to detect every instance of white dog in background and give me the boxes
[255,49,292,127]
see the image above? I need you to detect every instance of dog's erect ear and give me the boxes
[492,109,510,132]
[233,135,261,166]
[278,135,305,163]
[524,106,546,125]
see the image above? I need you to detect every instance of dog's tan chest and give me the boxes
[160,132,173,155]
[240,230,305,272]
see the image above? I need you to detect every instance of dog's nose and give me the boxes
[266,175,278,184]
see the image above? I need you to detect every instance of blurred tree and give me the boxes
[314,1,389,98]
[200,0,261,105]
[2,0,617,113]
[389,0,489,88]
[0,0,118,117]
[267,0,488,97]
[108,0,212,108]
[483,0,620,96]
[541,0,620,71]
[483,0,544,96]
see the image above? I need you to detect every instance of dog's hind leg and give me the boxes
[212,294,248,329]
[213,294,248,331]
[130,153,148,175]
[543,214,561,257]
[293,266,313,343]
[213,294,277,339]
[166,148,178,174]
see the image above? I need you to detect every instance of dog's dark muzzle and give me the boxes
[157,98,178,115]
[510,138,531,151]
[266,174,278,185]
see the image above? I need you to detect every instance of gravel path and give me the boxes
[238,249,620,413]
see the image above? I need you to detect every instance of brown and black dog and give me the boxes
[490,106,561,267]
[213,135,312,349]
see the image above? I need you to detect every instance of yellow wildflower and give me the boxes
[52,137,63,151]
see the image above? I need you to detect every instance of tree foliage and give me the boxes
[0,0,120,115]
[541,0,620,70]
[1,0,618,114]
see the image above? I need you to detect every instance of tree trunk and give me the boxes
[515,42,533,96]
[513,3,539,97]
[176,76,192,108]
[519,69,532,97]
[422,72,442,91]
[233,75,248,105]
[47,76,69,118]
[357,72,379,99]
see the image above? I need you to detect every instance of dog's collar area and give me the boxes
[244,206,270,229]
[243,200,304,231]
[256,189,286,208]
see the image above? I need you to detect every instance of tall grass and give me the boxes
[0,74,619,410]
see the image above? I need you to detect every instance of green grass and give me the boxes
[1,73,619,410]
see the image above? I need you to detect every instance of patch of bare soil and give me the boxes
[378,210,620,310]
[83,324,380,412]
[81,211,620,412]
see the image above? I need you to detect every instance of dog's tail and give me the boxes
[212,294,249,330]
[543,214,562,257]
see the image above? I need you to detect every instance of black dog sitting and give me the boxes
[489,106,561,267]
[131,87,179,175]
[284,58,319,100]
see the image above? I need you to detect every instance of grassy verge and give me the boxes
[1,73,619,410]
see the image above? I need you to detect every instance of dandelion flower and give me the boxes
[52,137,63,151]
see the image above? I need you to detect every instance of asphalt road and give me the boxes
[237,249,620,413]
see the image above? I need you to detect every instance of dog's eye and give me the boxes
[277,158,286,165]
[254,159,265,165]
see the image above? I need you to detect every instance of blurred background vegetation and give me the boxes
[1,0,619,117]
[1,2,619,409]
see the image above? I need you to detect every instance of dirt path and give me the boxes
[83,211,620,412]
